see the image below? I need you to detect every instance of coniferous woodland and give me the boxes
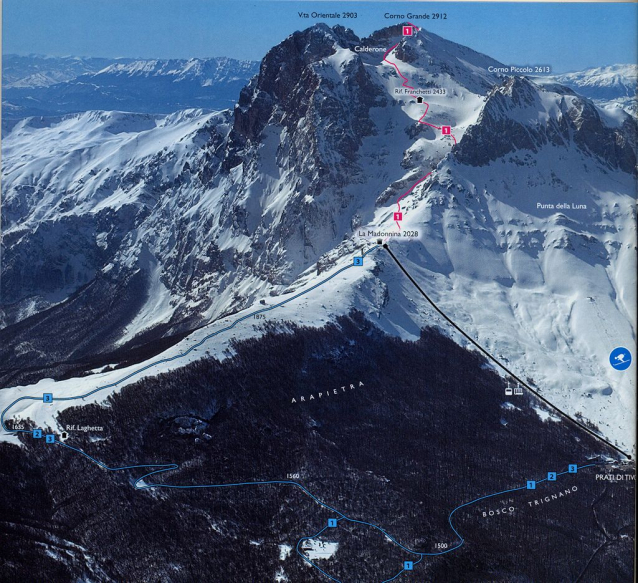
[0,313,634,582]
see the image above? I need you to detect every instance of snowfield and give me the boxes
[1,24,636,454]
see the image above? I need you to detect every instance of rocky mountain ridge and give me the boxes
[1,23,636,449]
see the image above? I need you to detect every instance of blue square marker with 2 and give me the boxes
[0,8,632,582]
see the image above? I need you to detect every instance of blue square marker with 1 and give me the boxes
[328,518,337,527]
[527,480,536,490]
[404,561,413,570]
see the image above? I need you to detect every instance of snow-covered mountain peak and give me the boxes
[2,108,231,230]
[362,23,505,94]
[2,22,506,371]
[2,54,127,89]
[1,26,635,450]
[455,75,637,172]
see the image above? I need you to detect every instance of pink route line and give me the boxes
[396,172,432,213]
[383,37,459,231]
[382,43,415,91]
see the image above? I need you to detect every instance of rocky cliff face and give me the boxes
[1,23,636,407]
[455,76,637,171]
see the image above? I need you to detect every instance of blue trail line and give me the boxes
[51,439,610,583]
[1,245,380,435]
[296,525,343,583]
[0,243,616,582]
[293,462,607,582]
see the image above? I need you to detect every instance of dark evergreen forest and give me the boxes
[0,313,633,582]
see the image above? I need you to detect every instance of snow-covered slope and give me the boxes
[365,85,637,450]
[1,24,636,451]
[1,23,503,365]
[1,107,233,373]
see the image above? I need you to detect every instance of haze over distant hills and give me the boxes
[0,12,636,582]
[2,25,636,450]
[2,54,128,88]
[539,64,637,115]
[2,54,260,121]
[4,54,635,123]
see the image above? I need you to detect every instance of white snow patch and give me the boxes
[533,406,561,423]
[278,544,292,560]
[301,539,339,560]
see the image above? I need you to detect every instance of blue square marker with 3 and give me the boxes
[353,257,363,266]
[45,435,55,443]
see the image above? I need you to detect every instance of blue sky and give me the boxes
[3,1,637,73]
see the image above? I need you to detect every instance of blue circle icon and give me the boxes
[609,347,632,371]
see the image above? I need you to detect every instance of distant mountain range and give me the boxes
[3,55,635,124]
[550,64,637,100]
[2,54,128,88]
[2,54,260,121]
[538,64,637,115]
[1,26,636,450]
